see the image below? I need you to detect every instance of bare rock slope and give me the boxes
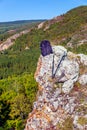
[0,30,30,51]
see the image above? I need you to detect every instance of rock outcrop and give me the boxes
[25,46,87,130]
[0,29,30,51]
[37,15,63,31]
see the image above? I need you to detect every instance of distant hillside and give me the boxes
[0,20,46,25]
[0,19,46,43]
[11,6,87,53]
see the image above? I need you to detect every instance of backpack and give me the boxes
[40,40,53,56]
[40,40,67,79]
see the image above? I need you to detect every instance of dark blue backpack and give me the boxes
[40,40,53,57]
[40,40,67,79]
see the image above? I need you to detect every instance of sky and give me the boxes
[0,0,87,22]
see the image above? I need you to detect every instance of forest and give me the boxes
[0,20,45,44]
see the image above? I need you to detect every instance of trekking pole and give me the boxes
[52,52,67,79]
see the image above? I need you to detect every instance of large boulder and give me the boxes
[35,45,79,93]
[25,46,87,130]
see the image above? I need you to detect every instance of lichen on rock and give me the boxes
[25,45,87,130]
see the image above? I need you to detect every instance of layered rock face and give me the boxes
[0,30,30,51]
[25,46,87,130]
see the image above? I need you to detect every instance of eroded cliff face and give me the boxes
[0,30,30,51]
[25,46,87,130]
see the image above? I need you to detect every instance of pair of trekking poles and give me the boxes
[52,51,67,79]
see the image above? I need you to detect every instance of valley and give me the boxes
[0,6,87,130]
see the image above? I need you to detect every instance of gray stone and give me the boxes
[79,74,87,85]
[77,54,87,66]
[62,79,74,94]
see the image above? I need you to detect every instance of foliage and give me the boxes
[0,100,10,127]
[68,43,87,55]
[45,6,87,44]
[0,20,45,43]
[0,73,38,129]
[57,117,73,130]
[78,117,87,125]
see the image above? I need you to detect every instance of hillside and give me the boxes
[0,6,87,50]
[0,19,45,44]
[1,6,87,53]
[0,6,87,130]
[38,6,87,51]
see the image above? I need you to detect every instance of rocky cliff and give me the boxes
[0,29,30,51]
[25,46,87,130]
